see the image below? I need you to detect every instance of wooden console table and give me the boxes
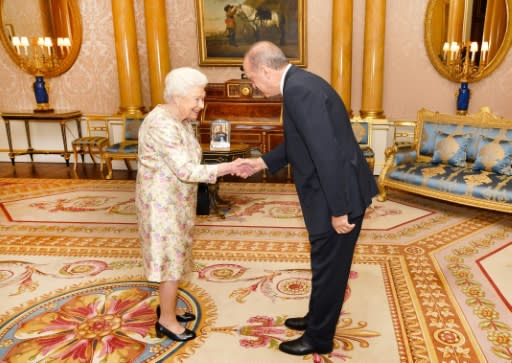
[1,110,82,166]
[201,143,250,218]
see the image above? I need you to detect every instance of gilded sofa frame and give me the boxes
[377,107,512,213]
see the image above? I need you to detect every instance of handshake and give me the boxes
[218,157,267,179]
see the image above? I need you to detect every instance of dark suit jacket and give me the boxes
[262,66,378,236]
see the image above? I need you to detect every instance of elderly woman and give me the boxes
[136,67,242,342]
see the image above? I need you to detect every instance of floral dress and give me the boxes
[136,105,217,282]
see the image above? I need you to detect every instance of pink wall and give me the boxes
[0,0,510,120]
[380,1,512,119]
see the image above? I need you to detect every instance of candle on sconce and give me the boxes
[57,37,64,52]
[20,37,29,56]
[442,42,449,61]
[470,42,478,62]
[449,42,458,61]
[43,37,53,55]
[480,41,489,63]
[63,37,71,54]
[11,36,21,54]
[37,37,45,54]
[57,37,71,54]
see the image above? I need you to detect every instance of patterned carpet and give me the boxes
[0,178,510,363]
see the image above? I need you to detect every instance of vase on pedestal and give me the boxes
[33,75,53,113]
[456,82,470,115]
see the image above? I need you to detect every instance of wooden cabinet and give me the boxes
[199,79,283,155]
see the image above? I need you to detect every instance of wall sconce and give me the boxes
[11,35,71,112]
[442,40,489,115]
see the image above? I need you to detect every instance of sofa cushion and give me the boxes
[351,122,370,145]
[431,132,471,167]
[105,141,138,153]
[459,125,483,161]
[395,150,417,166]
[418,123,505,161]
[420,122,458,156]
[473,136,512,176]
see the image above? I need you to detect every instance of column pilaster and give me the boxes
[144,0,171,108]
[330,0,353,116]
[360,0,386,119]
[112,0,144,116]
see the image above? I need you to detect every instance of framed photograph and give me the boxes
[195,0,306,66]
[210,119,231,149]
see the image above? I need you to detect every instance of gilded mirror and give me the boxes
[425,0,512,82]
[0,0,82,78]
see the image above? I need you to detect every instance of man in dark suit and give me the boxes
[239,41,378,356]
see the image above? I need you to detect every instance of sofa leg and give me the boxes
[376,190,387,202]
[105,158,113,180]
[376,151,395,202]
[376,175,387,202]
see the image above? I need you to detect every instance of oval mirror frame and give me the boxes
[424,0,512,83]
[0,0,82,78]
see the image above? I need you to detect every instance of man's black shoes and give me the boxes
[284,316,308,331]
[279,336,332,356]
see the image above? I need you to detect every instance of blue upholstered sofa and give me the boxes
[377,108,512,213]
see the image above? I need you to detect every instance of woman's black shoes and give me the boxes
[176,312,196,323]
[155,305,197,341]
[155,322,196,341]
[156,305,196,323]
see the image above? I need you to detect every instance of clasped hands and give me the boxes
[332,214,355,234]
[218,157,267,178]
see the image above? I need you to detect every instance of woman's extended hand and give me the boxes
[216,158,267,178]
[234,158,267,178]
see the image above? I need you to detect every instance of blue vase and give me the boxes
[33,76,49,104]
[456,82,470,114]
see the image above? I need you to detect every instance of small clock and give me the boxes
[241,85,251,96]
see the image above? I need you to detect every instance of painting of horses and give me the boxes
[196,0,306,66]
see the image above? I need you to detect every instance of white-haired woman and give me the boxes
[136,67,242,342]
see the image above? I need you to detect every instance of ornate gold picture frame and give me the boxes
[195,0,306,67]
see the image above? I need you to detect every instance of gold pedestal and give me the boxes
[34,103,54,113]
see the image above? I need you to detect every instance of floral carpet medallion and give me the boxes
[0,179,510,362]
[0,281,210,362]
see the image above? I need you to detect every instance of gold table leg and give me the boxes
[4,119,15,165]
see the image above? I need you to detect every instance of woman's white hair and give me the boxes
[163,67,208,102]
